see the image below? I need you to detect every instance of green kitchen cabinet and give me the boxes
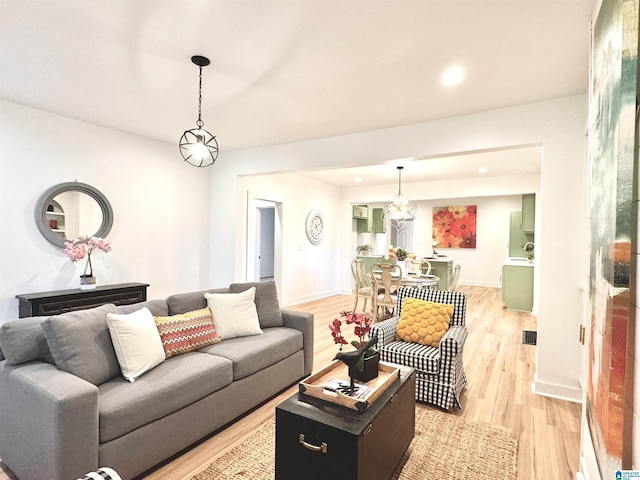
[352,205,373,233]
[428,258,453,290]
[521,194,535,234]
[352,205,368,219]
[371,207,386,233]
[509,211,534,257]
[502,263,534,312]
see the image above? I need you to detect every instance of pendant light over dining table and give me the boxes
[382,166,417,232]
[179,55,219,167]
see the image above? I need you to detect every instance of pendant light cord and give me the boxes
[197,66,204,129]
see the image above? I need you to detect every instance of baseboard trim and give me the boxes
[458,281,502,288]
[532,374,582,403]
[282,289,342,307]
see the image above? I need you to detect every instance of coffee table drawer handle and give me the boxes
[299,434,328,454]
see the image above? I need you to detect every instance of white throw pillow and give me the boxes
[107,307,166,382]
[204,287,263,340]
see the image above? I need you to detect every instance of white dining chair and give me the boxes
[351,258,373,313]
[448,264,461,291]
[370,262,402,322]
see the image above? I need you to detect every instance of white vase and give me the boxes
[397,261,405,277]
[80,275,96,290]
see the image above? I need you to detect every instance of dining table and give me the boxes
[399,272,440,288]
[370,270,440,289]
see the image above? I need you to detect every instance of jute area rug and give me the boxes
[192,405,518,480]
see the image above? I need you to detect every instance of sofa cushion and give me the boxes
[107,307,166,382]
[98,352,233,443]
[396,297,453,347]
[154,307,221,358]
[42,304,121,385]
[205,288,263,340]
[166,288,229,315]
[116,299,168,316]
[198,327,302,380]
[0,316,54,365]
[380,340,440,374]
[229,280,284,328]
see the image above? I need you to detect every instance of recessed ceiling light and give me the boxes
[442,66,464,86]
[478,167,488,174]
[354,177,362,183]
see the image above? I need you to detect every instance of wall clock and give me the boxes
[305,210,324,245]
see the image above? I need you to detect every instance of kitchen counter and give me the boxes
[420,256,456,290]
[502,257,534,267]
[421,255,456,262]
[502,258,534,311]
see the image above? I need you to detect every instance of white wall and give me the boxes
[0,99,211,321]
[210,95,587,400]
[237,173,342,305]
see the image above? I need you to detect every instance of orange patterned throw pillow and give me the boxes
[396,297,454,347]
[154,307,221,358]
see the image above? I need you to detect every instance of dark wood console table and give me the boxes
[16,283,149,318]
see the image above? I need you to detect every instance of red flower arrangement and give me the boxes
[329,311,372,351]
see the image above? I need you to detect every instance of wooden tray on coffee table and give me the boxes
[298,361,400,413]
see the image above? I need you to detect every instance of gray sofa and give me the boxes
[0,280,313,480]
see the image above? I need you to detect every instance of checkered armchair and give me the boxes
[371,286,468,410]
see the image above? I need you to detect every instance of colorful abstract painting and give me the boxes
[432,206,477,249]
[587,0,638,476]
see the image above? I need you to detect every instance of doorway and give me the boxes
[257,205,275,280]
[247,198,281,289]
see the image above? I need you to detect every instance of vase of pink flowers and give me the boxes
[64,236,112,289]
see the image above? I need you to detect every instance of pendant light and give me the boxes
[382,166,417,232]
[179,55,219,167]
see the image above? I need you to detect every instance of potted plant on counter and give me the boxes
[356,244,374,256]
[523,242,534,262]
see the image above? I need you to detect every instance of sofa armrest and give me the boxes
[438,325,468,375]
[282,309,314,376]
[0,361,99,480]
[370,316,399,348]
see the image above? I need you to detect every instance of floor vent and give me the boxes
[522,330,537,345]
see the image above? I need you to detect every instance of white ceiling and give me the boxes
[0,0,594,186]
[298,145,543,188]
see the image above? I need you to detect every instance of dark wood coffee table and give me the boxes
[275,364,415,480]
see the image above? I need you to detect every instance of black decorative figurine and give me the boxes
[333,335,378,394]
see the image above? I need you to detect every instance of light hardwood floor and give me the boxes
[0,286,582,480]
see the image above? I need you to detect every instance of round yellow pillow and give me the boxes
[395,297,454,347]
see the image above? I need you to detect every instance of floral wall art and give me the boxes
[432,205,477,249]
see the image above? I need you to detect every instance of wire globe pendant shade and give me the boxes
[179,55,219,167]
[382,166,417,232]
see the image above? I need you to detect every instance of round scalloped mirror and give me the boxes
[35,182,114,249]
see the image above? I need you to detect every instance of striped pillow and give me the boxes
[154,307,221,358]
[77,467,122,480]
